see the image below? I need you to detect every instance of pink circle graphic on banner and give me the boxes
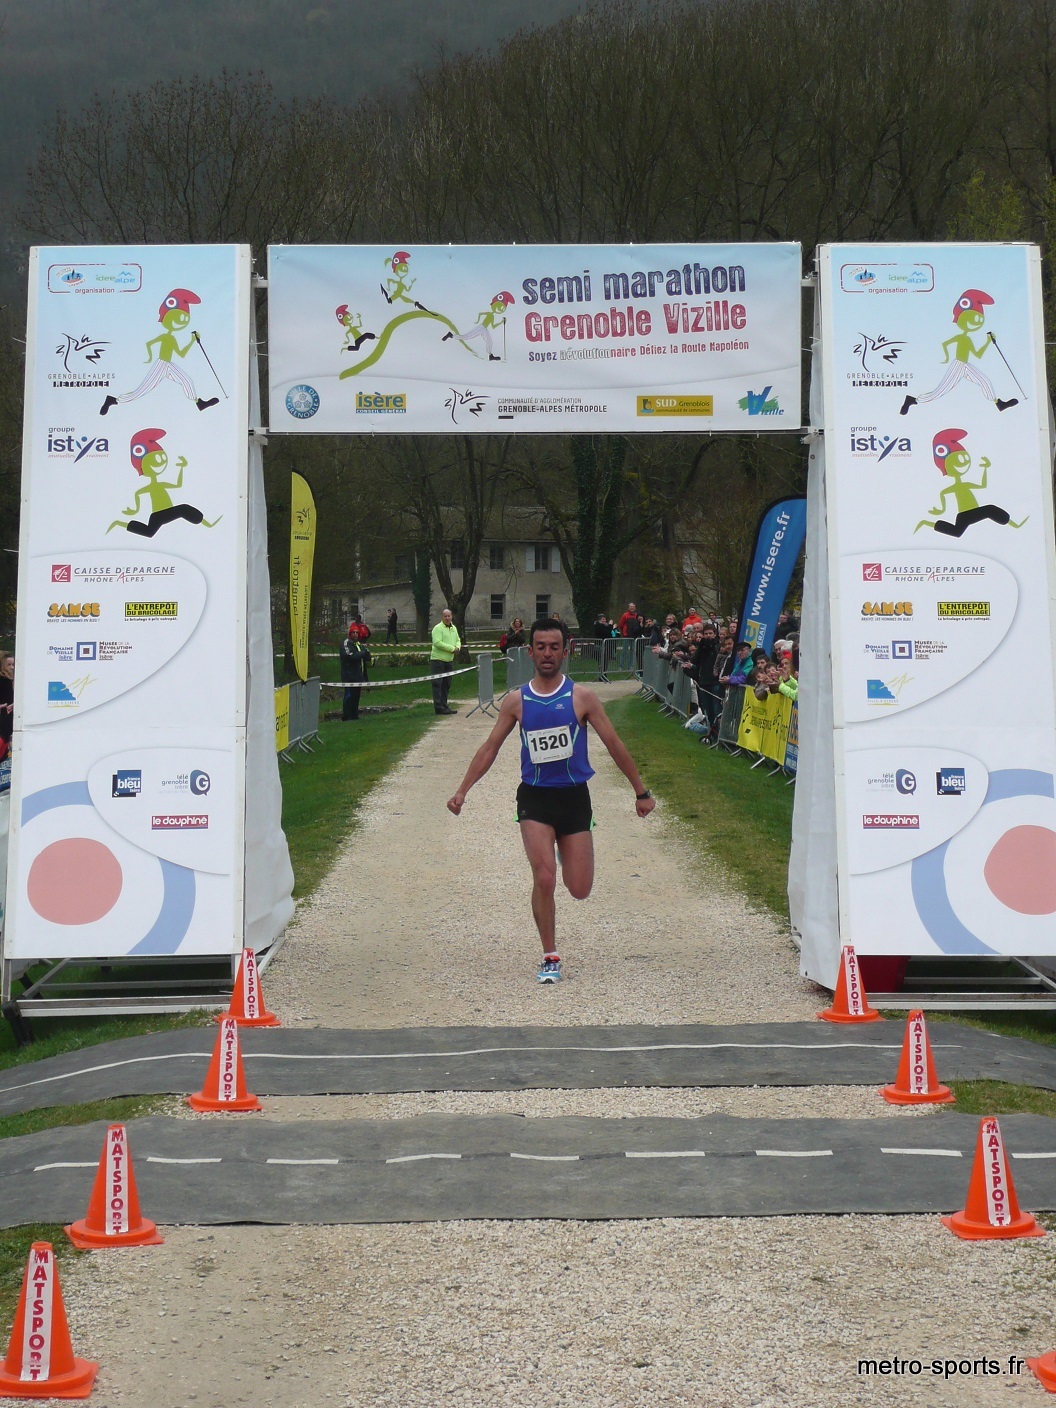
[27,838,123,924]
[983,825,1056,915]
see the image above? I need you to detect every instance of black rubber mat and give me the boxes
[0,1021,1051,1115]
[3,1112,1055,1225]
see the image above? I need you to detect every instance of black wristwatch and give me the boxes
[636,789,652,800]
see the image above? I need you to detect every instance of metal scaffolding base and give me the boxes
[1,936,286,1022]
[868,956,1056,1012]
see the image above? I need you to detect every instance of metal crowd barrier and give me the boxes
[716,686,745,748]
[467,654,497,717]
[280,677,322,759]
[567,636,645,681]
[638,649,693,719]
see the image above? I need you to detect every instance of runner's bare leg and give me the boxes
[520,819,559,953]
[556,830,594,900]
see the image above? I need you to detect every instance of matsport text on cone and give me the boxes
[818,944,882,1024]
[880,1010,955,1105]
[942,1116,1045,1241]
[216,946,280,1026]
[0,1243,98,1399]
[65,1123,163,1249]
[188,1015,263,1111]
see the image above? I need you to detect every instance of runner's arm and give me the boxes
[447,694,519,814]
[576,688,656,817]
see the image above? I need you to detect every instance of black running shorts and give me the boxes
[516,782,593,836]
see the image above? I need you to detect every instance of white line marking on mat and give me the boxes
[385,1153,462,1164]
[880,1148,962,1157]
[266,1158,340,1166]
[146,1156,223,1165]
[33,1162,97,1172]
[625,1151,707,1159]
[755,1149,833,1158]
[510,1153,581,1162]
[1011,1152,1056,1160]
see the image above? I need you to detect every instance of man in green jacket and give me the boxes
[431,608,461,715]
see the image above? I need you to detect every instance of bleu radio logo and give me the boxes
[112,769,142,798]
[936,768,966,796]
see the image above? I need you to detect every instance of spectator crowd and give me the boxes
[592,602,801,743]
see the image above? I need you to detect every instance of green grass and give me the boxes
[0,1095,166,1142]
[279,707,437,897]
[309,652,482,706]
[605,695,794,919]
[946,1080,1056,1119]
[0,1007,209,1070]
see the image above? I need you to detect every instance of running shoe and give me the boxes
[537,956,562,984]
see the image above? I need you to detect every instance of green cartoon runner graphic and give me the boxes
[441,290,515,361]
[101,288,222,416]
[107,428,221,537]
[901,288,1019,416]
[336,305,376,353]
[381,251,431,311]
[914,428,1027,536]
[340,249,463,379]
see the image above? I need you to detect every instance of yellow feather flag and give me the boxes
[289,473,316,682]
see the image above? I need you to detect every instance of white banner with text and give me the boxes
[5,244,252,961]
[819,242,1056,960]
[267,243,803,433]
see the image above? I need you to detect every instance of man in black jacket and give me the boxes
[690,624,721,732]
[340,625,372,720]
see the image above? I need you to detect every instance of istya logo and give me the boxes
[739,386,782,416]
[47,428,109,462]
[849,428,912,461]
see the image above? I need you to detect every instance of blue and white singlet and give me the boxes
[519,676,594,788]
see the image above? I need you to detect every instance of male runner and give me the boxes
[447,618,655,982]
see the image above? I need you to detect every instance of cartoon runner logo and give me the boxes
[101,288,224,416]
[901,288,1020,416]
[913,428,1027,537]
[107,428,222,538]
[336,305,376,355]
[441,291,515,363]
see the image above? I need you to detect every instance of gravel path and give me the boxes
[36,690,1056,1407]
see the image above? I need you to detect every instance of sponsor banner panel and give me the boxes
[736,688,795,765]
[267,243,802,434]
[9,244,251,962]
[820,243,1056,956]
[19,245,250,729]
[5,727,243,959]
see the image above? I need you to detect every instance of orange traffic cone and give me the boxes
[65,1123,163,1249]
[942,1116,1045,1240]
[187,1016,262,1112]
[0,1242,98,1399]
[818,945,882,1023]
[216,947,280,1027]
[1028,1352,1056,1392]
[880,1010,955,1105]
